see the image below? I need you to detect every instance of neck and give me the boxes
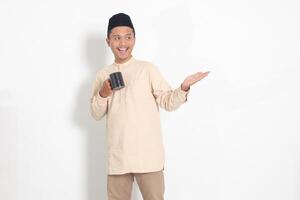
[115,55,132,64]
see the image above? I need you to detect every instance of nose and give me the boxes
[120,38,126,46]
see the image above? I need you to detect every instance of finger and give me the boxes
[192,72,204,80]
[104,79,109,85]
[198,71,209,78]
[190,72,209,84]
[108,83,112,90]
[197,71,209,77]
[106,79,112,87]
[196,71,210,75]
[105,81,112,91]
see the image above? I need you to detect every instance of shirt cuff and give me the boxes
[95,90,109,105]
[176,86,189,102]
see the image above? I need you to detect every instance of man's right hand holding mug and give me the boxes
[99,79,113,98]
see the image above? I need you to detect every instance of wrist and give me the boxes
[181,83,190,92]
[99,90,107,98]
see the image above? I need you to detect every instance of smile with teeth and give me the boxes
[118,47,128,54]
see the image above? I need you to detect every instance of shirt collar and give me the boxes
[113,56,135,67]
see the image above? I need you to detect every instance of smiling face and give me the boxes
[106,26,136,64]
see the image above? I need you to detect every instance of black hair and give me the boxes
[107,13,135,38]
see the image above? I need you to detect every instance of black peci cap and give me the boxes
[107,13,135,36]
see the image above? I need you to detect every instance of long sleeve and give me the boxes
[90,71,108,120]
[149,64,189,111]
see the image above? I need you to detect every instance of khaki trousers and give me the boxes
[107,170,165,200]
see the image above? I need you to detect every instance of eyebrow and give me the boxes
[111,33,133,37]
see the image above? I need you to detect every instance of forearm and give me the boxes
[154,85,189,111]
[90,90,108,120]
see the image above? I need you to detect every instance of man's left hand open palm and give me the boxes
[182,71,210,90]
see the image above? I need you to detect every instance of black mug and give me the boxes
[109,72,125,90]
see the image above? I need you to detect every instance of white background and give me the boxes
[1,0,300,199]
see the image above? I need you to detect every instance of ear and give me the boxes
[106,38,110,47]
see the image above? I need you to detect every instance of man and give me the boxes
[90,13,209,200]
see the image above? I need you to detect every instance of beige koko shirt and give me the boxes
[90,56,189,175]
